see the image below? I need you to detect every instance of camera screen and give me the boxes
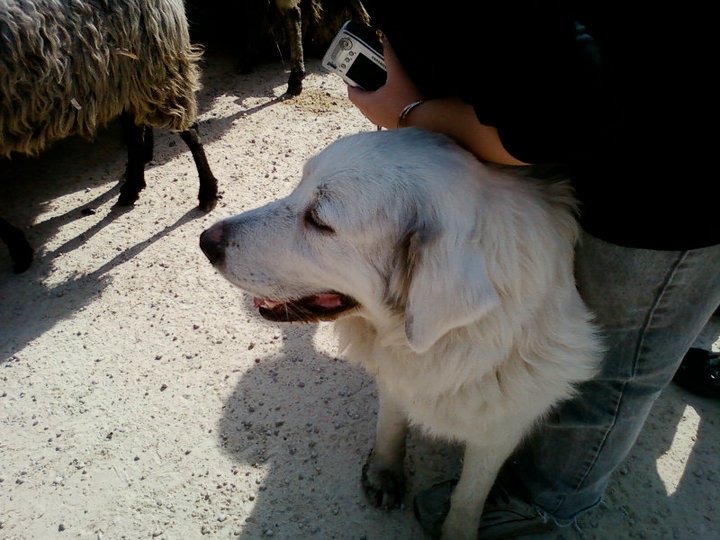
[347,54,386,91]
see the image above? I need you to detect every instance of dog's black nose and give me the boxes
[200,222,226,265]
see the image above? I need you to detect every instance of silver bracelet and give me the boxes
[397,99,426,128]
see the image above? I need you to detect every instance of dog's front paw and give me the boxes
[361,451,406,510]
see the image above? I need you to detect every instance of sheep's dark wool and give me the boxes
[0,0,202,158]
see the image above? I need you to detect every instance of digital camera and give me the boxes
[321,20,386,91]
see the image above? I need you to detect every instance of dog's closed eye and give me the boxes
[304,207,335,234]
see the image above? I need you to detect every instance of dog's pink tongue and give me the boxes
[253,297,281,309]
[253,294,342,309]
[253,293,342,309]
[312,293,342,308]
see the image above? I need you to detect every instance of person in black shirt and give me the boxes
[348,2,720,537]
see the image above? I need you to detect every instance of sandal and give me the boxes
[673,348,720,399]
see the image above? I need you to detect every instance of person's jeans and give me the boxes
[498,231,720,523]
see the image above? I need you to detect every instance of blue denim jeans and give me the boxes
[499,231,720,523]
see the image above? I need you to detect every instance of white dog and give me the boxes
[200,128,601,539]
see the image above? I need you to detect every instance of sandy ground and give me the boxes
[1,51,719,540]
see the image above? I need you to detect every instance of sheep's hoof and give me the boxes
[118,177,145,206]
[197,182,219,212]
[1,222,34,273]
[116,191,140,207]
[286,71,304,97]
[197,197,218,213]
[11,245,34,274]
[286,82,302,96]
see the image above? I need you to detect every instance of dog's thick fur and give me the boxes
[201,129,602,539]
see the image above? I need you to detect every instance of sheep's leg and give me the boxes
[179,123,219,212]
[118,112,147,206]
[0,217,34,273]
[142,125,154,164]
[120,111,153,164]
[120,110,133,145]
[276,0,304,96]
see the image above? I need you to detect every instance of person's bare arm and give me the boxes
[347,38,528,166]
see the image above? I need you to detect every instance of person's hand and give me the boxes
[347,36,527,166]
[347,37,423,128]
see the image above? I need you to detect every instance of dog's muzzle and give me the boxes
[199,222,226,265]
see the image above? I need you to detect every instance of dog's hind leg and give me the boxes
[361,382,408,510]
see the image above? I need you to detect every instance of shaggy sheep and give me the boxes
[187,0,371,96]
[0,0,219,273]
[255,0,372,96]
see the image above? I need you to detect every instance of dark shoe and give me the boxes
[477,483,556,540]
[413,479,556,539]
[673,348,720,399]
[413,479,455,538]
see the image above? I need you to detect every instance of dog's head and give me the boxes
[201,129,521,353]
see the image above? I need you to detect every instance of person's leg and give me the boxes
[497,233,720,523]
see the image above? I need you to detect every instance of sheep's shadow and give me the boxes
[0,120,125,255]
[217,316,461,539]
[0,122,196,359]
[0,205,205,361]
[0,119,207,268]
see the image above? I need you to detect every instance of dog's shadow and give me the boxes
[218,321,462,539]
[218,317,720,539]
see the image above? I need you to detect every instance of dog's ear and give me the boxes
[401,226,500,353]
